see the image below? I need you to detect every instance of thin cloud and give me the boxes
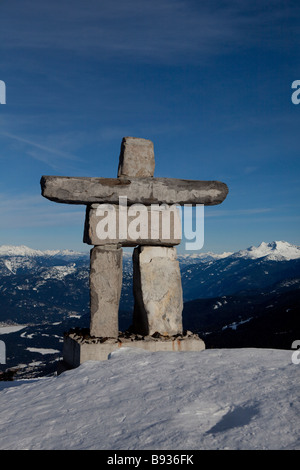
[1,132,81,160]
[0,131,83,169]
[204,207,273,217]
[0,0,298,64]
[244,166,258,175]
[0,192,84,228]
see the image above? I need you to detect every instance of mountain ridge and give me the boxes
[232,241,300,261]
[0,245,88,258]
[0,240,299,261]
[0,239,299,378]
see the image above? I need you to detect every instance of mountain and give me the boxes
[0,244,88,259]
[181,241,300,301]
[0,247,134,378]
[0,241,299,378]
[0,348,299,450]
[177,250,233,264]
[232,240,300,261]
[180,241,300,350]
[183,278,300,349]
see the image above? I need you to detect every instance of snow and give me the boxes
[0,245,46,257]
[233,241,300,261]
[3,260,16,274]
[222,318,253,331]
[43,264,77,280]
[26,347,60,355]
[0,241,299,263]
[178,251,233,263]
[213,301,222,310]
[21,331,34,339]
[0,325,26,334]
[0,348,299,450]
[0,245,87,258]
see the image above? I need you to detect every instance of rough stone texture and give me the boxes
[132,246,183,336]
[83,203,182,246]
[117,137,155,178]
[62,330,205,367]
[41,175,228,206]
[89,245,122,338]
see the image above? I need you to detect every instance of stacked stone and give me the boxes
[40,135,229,352]
[85,137,183,338]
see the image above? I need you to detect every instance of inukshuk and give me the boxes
[40,137,228,364]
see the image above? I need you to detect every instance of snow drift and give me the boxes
[0,348,299,450]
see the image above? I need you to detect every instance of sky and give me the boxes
[0,0,299,254]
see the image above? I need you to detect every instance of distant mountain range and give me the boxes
[0,241,299,378]
[180,240,300,300]
[179,241,300,350]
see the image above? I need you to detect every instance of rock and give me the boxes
[83,203,182,246]
[89,245,122,338]
[40,175,229,206]
[117,137,155,178]
[63,332,205,366]
[132,246,183,336]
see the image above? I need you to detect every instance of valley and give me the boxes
[0,241,299,379]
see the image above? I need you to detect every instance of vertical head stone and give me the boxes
[117,137,155,178]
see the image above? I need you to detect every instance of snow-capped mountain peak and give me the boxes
[0,241,299,261]
[177,251,233,265]
[0,245,46,257]
[0,245,88,258]
[233,241,300,261]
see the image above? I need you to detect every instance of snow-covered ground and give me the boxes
[0,348,299,450]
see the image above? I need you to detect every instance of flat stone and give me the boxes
[62,331,205,367]
[132,246,183,336]
[89,245,122,338]
[83,203,182,246]
[117,137,155,178]
[40,175,228,206]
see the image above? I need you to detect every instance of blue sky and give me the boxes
[0,0,299,253]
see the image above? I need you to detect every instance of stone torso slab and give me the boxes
[83,203,182,246]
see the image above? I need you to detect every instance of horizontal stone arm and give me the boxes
[40,175,228,206]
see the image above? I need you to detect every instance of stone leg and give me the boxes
[132,246,183,336]
[89,245,122,337]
